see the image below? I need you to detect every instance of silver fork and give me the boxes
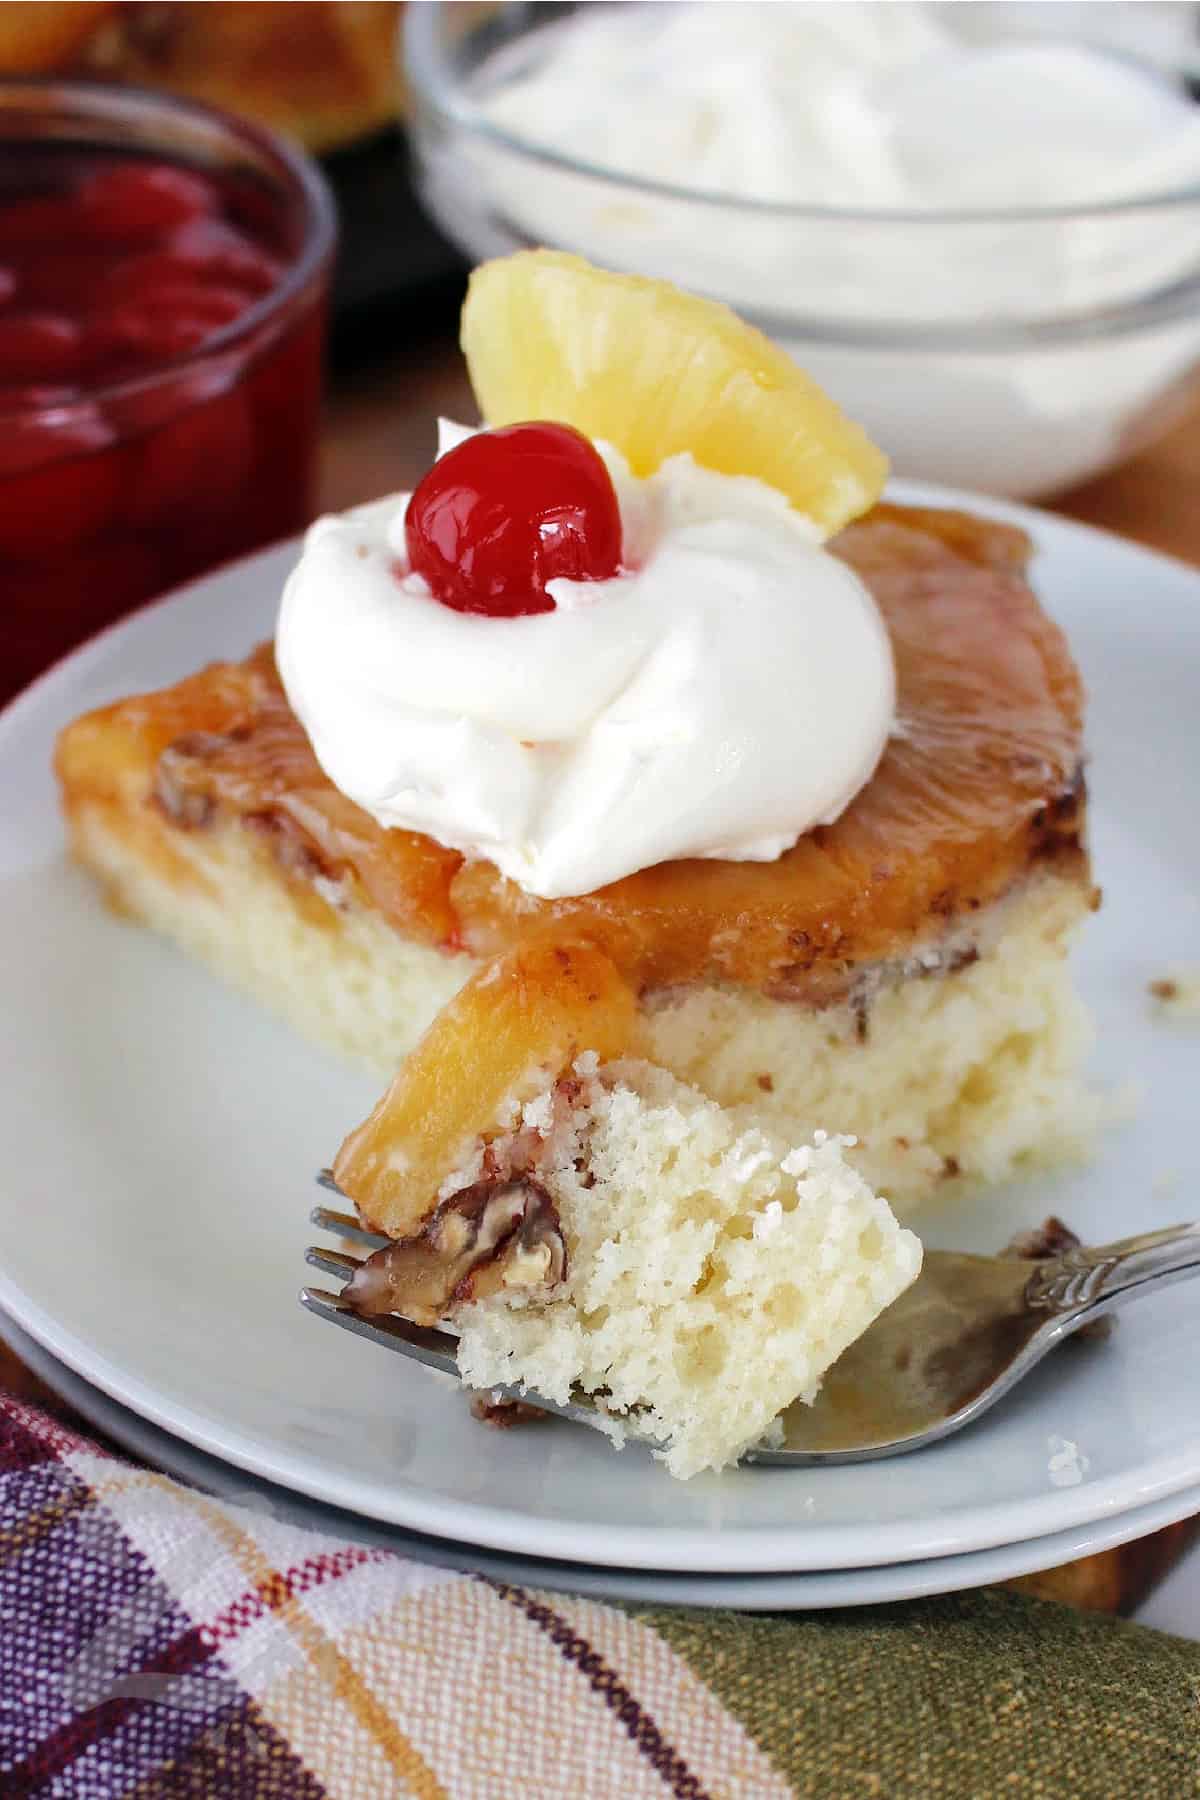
[301,1175,1200,1464]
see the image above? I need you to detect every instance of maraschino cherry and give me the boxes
[404,421,622,617]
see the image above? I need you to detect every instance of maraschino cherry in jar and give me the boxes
[0,80,335,704]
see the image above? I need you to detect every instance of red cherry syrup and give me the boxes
[0,142,326,703]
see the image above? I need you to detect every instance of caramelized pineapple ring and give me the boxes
[333,939,640,1242]
[56,506,1086,1006]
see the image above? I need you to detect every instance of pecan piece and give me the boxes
[1004,1216,1081,1261]
[469,1393,550,1428]
[346,1177,567,1328]
[152,732,232,828]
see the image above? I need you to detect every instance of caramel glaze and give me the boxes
[56,504,1088,1007]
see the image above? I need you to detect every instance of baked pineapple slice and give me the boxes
[334,938,639,1242]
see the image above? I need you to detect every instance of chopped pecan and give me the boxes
[469,1393,550,1428]
[153,735,228,828]
[244,808,340,889]
[1004,1216,1081,1261]
[346,1177,567,1328]
[1029,765,1087,868]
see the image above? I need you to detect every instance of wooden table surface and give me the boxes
[5,329,1198,1617]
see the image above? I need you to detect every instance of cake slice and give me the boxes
[55,252,1097,1215]
[332,939,922,1479]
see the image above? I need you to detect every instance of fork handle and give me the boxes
[1025,1222,1200,1318]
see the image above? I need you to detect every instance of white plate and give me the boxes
[1,483,1198,1576]
[8,1311,1199,1617]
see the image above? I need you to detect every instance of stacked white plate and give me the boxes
[2,490,1198,1613]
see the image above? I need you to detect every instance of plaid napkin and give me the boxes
[3,1396,1198,1799]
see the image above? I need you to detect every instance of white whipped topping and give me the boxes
[276,421,894,900]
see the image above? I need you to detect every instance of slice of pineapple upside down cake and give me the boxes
[56,250,1096,1472]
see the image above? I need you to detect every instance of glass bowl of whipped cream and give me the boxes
[405,0,1200,499]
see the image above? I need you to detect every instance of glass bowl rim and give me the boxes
[405,0,1200,226]
[0,74,336,419]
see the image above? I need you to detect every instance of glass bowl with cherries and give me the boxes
[0,79,336,704]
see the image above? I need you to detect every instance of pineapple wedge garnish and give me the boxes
[462,249,887,537]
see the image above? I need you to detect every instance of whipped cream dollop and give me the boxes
[276,421,894,900]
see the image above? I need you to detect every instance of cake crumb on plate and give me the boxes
[1149,968,1200,1018]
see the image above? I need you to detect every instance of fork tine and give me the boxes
[309,1201,390,1249]
[299,1286,463,1378]
[316,1167,344,1196]
[298,1286,609,1431]
[305,1244,364,1282]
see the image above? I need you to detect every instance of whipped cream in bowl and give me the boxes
[276,421,895,899]
[407,1,1200,497]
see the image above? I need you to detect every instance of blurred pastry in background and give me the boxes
[0,2,404,151]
